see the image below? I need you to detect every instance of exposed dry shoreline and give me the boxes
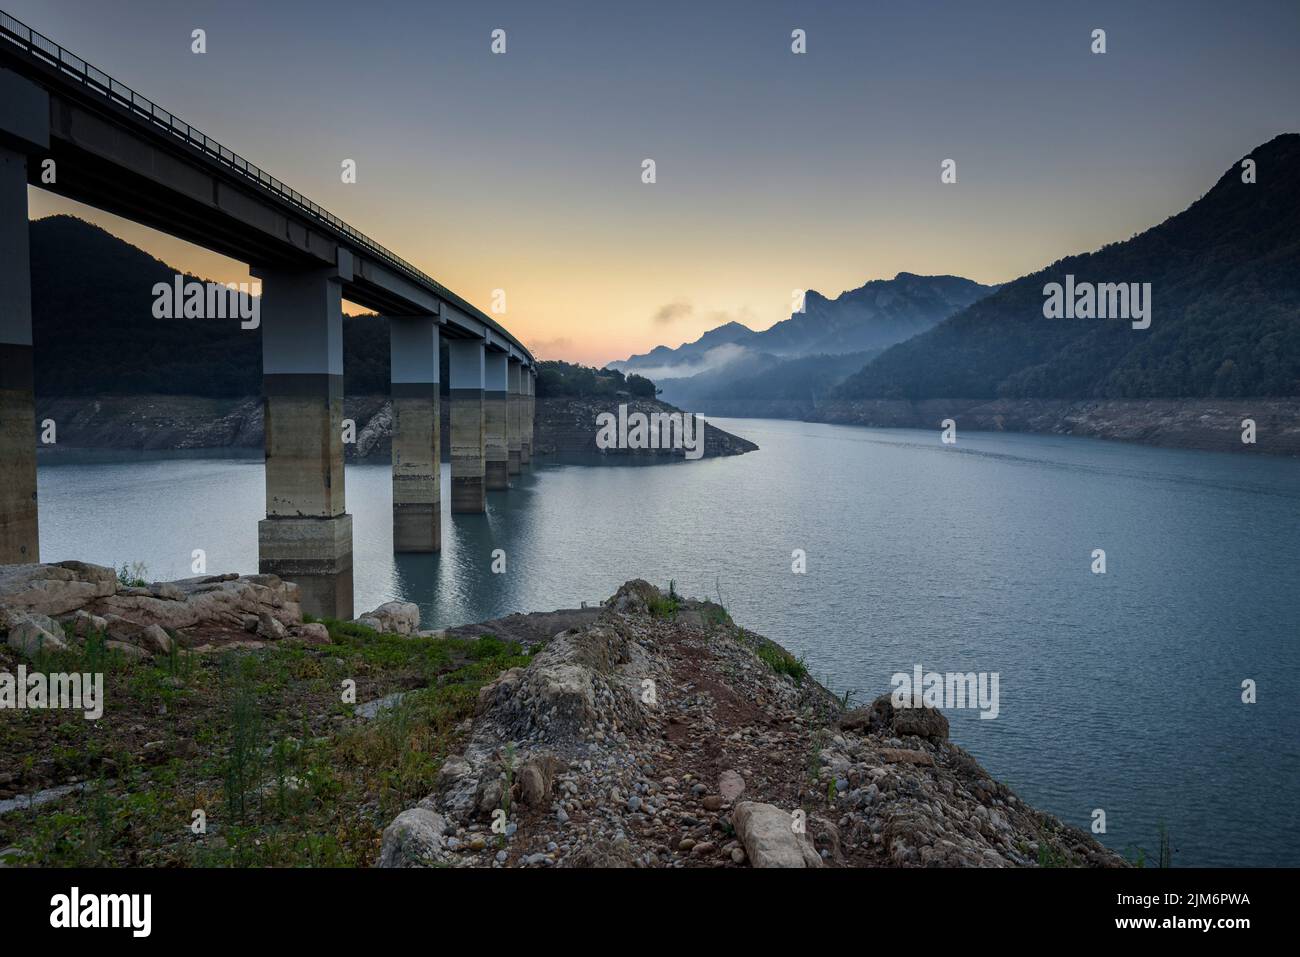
[32,394,758,461]
[681,396,1300,456]
[1,565,1124,868]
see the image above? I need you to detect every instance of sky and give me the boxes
[11,0,1300,366]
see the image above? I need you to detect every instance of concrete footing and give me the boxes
[0,347,38,564]
[507,359,522,475]
[390,317,441,551]
[258,514,353,619]
[484,352,509,489]
[450,390,485,511]
[0,142,40,564]
[520,370,533,464]
[448,340,486,513]
[391,389,440,551]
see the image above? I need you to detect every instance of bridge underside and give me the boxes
[0,60,537,618]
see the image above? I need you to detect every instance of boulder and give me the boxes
[90,573,301,634]
[354,601,420,636]
[292,622,330,645]
[376,808,449,867]
[5,613,69,658]
[517,753,562,807]
[603,579,660,615]
[718,769,746,802]
[106,640,150,660]
[473,625,648,743]
[101,614,146,644]
[256,611,287,640]
[141,624,173,655]
[732,801,823,868]
[840,693,949,743]
[0,562,117,618]
[60,609,107,641]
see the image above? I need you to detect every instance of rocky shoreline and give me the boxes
[675,396,1300,456]
[33,394,758,461]
[2,564,1123,868]
[377,580,1123,868]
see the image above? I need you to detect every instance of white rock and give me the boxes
[377,807,449,867]
[732,801,823,868]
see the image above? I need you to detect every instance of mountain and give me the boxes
[614,321,759,380]
[29,215,394,396]
[837,134,1300,401]
[612,273,995,404]
[753,273,996,357]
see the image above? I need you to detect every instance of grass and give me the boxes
[0,616,534,867]
[1124,821,1176,868]
[116,561,150,588]
[648,579,683,619]
[756,643,809,684]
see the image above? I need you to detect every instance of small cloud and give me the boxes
[629,342,752,381]
[527,336,574,359]
[653,299,694,326]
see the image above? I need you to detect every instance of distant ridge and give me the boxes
[612,272,994,404]
[837,134,1300,400]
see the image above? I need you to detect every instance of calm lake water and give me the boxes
[36,419,1300,867]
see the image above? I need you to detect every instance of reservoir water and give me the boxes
[35,419,1300,867]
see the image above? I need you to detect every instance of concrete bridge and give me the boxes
[0,11,536,619]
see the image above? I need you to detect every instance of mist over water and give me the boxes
[37,419,1300,866]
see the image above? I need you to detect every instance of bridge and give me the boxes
[0,10,536,618]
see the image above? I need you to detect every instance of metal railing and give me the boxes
[0,8,520,351]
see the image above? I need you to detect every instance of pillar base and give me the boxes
[0,348,38,564]
[451,476,485,513]
[258,514,353,619]
[507,450,521,475]
[520,441,531,465]
[393,503,440,553]
[486,461,509,490]
[391,389,440,553]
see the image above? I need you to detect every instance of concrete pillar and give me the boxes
[528,369,537,462]
[519,367,532,465]
[255,264,352,619]
[484,351,509,490]
[0,146,38,564]
[506,358,522,475]
[448,339,485,512]
[390,317,440,552]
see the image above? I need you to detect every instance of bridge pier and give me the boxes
[255,263,353,619]
[507,358,522,475]
[390,317,440,552]
[0,72,48,565]
[521,368,534,464]
[484,351,509,490]
[529,368,537,460]
[0,146,40,564]
[448,340,486,512]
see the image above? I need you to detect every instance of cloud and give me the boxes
[652,299,694,326]
[626,342,753,381]
[527,336,574,359]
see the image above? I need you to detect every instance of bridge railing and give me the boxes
[0,8,517,346]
